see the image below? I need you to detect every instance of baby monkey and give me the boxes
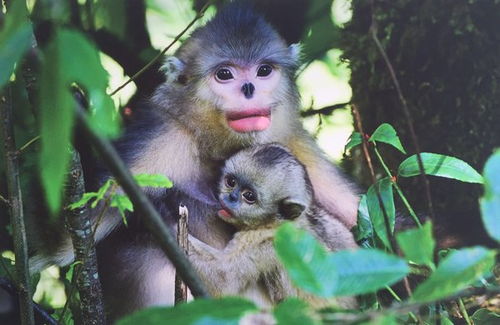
[188,144,358,309]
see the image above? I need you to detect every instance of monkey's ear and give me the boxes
[160,56,187,84]
[278,198,306,220]
[288,43,302,64]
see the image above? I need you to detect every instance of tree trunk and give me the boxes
[341,0,500,246]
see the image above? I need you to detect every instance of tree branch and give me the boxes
[300,102,349,117]
[64,150,105,325]
[74,105,210,299]
[369,0,435,225]
[0,88,34,325]
[109,1,212,96]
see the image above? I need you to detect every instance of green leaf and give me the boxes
[471,309,500,325]
[39,39,76,215]
[134,174,173,188]
[480,150,500,242]
[325,249,409,296]
[396,222,435,268]
[39,29,119,214]
[275,223,334,297]
[94,179,113,205]
[366,178,395,249]
[275,224,409,297]
[116,298,257,325]
[345,132,363,151]
[353,195,374,247]
[110,194,133,225]
[68,192,98,210]
[273,299,318,325]
[412,247,496,303]
[398,153,483,184]
[0,0,31,88]
[369,123,406,154]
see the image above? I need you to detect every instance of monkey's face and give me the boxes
[207,63,282,133]
[217,144,313,230]
[217,172,280,229]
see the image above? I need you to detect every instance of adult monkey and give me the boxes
[31,1,359,321]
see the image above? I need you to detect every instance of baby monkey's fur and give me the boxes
[188,144,358,309]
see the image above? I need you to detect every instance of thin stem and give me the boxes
[0,193,10,206]
[369,0,435,225]
[74,105,210,299]
[372,145,422,227]
[17,135,40,154]
[458,298,472,325]
[1,88,35,325]
[109,1,212,96]
[385,285,419,323]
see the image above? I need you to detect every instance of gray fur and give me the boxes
[188,144,358,309]
[30,3,359,321]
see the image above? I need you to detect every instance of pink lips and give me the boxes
[226,108,271,133]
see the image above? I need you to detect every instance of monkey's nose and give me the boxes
[228,191,239,203]
[241,82,255,99]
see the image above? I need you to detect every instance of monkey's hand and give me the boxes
[186,229,279,296]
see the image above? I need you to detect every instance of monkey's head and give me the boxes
[217,144,313,230]
[159,2,302,156]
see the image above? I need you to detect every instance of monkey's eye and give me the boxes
[215,68,234,81]
[225,175,237,188]
[257,64,273,77]
[242,190,257,204]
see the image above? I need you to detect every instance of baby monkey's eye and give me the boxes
[225,175,237,188]
[257,64,273,77]
[215,68,234,81]
[242,190,257,204]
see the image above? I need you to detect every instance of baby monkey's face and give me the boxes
[217,172,280,229]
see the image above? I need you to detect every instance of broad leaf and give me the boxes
[354,195,374,247]
[134,174,173,188]
[40,29,118,214]
[369,123,406,154]
[345,132,362,151]
[273,299,318,325]
[275,223,335,297]
[471,309,500,325]
[111,194,133,225]
[480,150,500,242]
[68,192,98,210]
[327,249,409,296]
[412,247,496,303]
[366,178,395,249]
[117,298,257,325]
[0,0,31,88]
[398,153,483,184]
[275,224,409,297]
[396,222,435,268]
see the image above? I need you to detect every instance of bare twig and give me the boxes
[0,88,34,325]
[175,204,190,304]
[74,105,210,299]
[17,135,40,154]
[0,193,10,206]
[369,0,435,224]
[300,102,350,117]
[64,150,105,325]
[352,104,398,253]
[109,1,212,96]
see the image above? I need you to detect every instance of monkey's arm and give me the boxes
[288,133,359,229]
[187,229,278,296]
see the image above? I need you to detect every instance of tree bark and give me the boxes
[0,88,34,325]
[341,0,500,246]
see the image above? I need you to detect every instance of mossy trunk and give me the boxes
[341,0,500,246]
